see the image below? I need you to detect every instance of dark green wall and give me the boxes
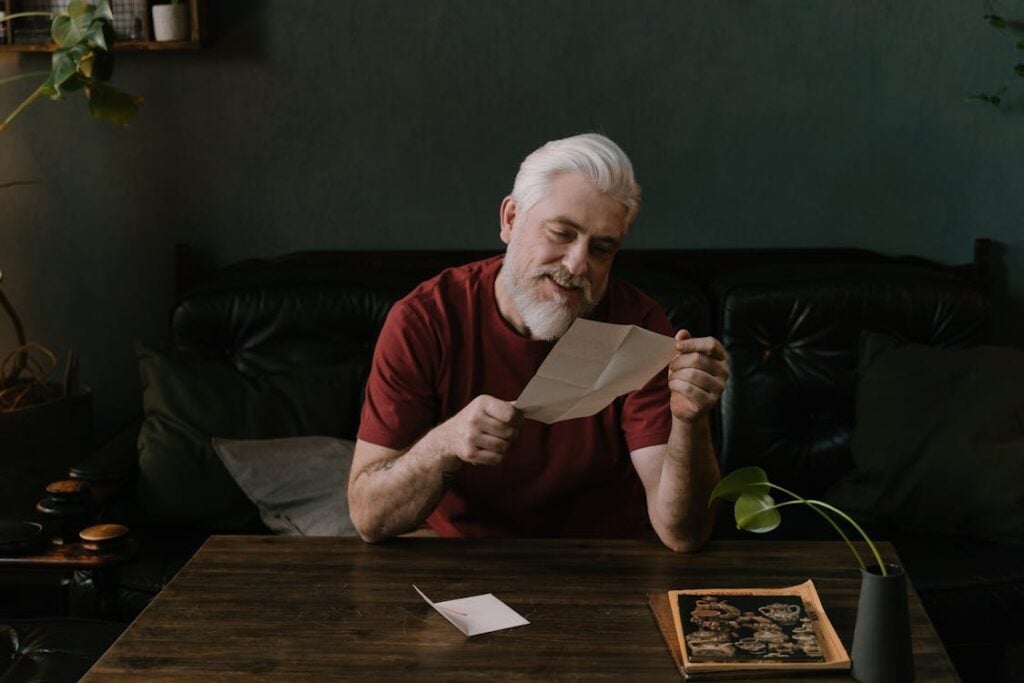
[1,1,1022,436]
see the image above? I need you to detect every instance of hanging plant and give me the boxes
[968,1,1024,106]
[1,0,139,413]
[0,0,142,133]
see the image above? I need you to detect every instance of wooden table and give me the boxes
[84,537,958,681]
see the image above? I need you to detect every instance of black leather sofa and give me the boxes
[11,241,1021,682]
[0,618,124,682]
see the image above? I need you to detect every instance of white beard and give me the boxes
[511,288,578,341]
[498,237,601,341]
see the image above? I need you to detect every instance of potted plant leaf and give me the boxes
[0,0,140,516]
[0,0,142,133]
[709,467,914,683]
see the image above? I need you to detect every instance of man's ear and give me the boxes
[499,196,516,245]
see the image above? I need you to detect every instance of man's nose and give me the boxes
[562,241,589,277]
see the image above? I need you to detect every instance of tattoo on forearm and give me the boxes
[374,459,397,472]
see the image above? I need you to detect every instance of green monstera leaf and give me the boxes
[1,0,139,135]
[52,0,113,50]
[709,467,781,533]
[709,466,771,504]
[88,82,142,124]
[734,491,782,533]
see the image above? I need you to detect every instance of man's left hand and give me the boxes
[668,330,730,422]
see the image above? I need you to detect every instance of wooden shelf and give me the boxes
[0,0,206,52]
[0,38,201,52]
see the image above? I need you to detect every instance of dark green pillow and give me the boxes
[136,344,364,530]
[826,334,1024,545]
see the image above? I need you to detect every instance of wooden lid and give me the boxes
[79,524,129,543]
[45,479,91,496]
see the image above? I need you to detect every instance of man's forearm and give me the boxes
[350,394,520,543]
[349,430,457,542]
[651,415,721,552]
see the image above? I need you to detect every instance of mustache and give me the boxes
[532,265,593,299]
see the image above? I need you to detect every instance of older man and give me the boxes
[348,133,729,551]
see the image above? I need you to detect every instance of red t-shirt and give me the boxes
[357,255,674,537]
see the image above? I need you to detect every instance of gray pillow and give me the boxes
[212,436,357,537]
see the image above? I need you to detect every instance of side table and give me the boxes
[0,532,136,619]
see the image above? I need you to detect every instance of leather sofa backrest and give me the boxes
[169,246,989,495]
[170,250,710,377]
[716,263,988,497]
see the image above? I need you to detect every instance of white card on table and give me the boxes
[414,585,529,637]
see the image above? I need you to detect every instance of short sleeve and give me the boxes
[357,297,442,450]
[621,304,674,452]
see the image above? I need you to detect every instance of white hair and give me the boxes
[510,133,642,225]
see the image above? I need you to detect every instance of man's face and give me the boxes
[496,173,630,340]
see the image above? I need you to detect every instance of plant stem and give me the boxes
[0,277,26,349]
[737,499,867,571]
[0,12,57,23]
[0,71,50,88]
[805,499,888,575]
[0,86,46,136]
[769,483,888,576]
[0,277,28,386]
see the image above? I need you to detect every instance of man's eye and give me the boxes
[549,229,572,241]
[590,243,616,257]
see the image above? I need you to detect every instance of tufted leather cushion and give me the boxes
[716,263,988,497]
[172,282,399,377]
[0,618,124,682]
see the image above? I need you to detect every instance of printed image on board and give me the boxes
[675,593,824,664]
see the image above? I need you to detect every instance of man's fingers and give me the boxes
[669,377,717,410]
[447,395,524,467]
[466,449,504,466]
[669,351,717,371]
[668,334,730,420]
[479,396,521,425]
[473,433,512,456]
[675,335,727,360]
[669,376,714,399]
[475,413,521,440]
[669,352,730,378]
[484,422,519,441]
[669,367,726,395]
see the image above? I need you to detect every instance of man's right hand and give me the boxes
[436,395,523,468]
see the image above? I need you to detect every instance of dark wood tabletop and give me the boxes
[84,536,958,681]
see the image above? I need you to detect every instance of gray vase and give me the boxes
[851,563,915,683]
